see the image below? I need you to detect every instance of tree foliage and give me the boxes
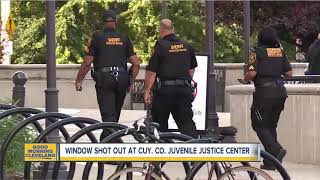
[252,1,320,53]
[119,0,161,63]
[11,0,318,64]
[55,0,108,64]
[11,0,246,64]
[11,1,46,64]
[11,0,107,64]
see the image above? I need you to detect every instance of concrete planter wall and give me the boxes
[0,63,308,110]
[0,64,146,109]
[217,63,308,111]
[226,84,320,164]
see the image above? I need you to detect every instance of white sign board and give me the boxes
[168,55,208,130]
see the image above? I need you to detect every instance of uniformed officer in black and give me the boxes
[305,33,320,75]
[144,19,198,138]
[240,27,292,170]
[75,10,140,141]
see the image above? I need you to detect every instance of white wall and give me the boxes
[226,84,320,164]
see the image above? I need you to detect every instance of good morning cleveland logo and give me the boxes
[24,144,57,161]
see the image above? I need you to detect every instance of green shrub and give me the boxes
[0,102,38,175]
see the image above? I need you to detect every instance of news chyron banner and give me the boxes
[25,143,260,162]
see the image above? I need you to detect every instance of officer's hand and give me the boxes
[144,91,152,105]
[238,78,250,84]
[74,81,83,91]
[127,84,134,93]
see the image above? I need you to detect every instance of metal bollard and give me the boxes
[12,71,28,107]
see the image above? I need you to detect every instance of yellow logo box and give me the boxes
[24,143,58,161]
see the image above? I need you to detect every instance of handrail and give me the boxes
[284,75,320,81]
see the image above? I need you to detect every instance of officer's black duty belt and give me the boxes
[96,67,126,73]
[256,80,284,88]
[160,80,191,87]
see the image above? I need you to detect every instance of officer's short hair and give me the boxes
[160,20,174,31]
[258,27,279,47]
[102,10,116,22]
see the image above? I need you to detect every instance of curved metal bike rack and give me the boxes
[82,127,144,180]
[0,107,43,121]
[27,117,100,179]
[0,112,70,180]
[97,128,195,180]
[260,150,291,180]
[0,105,291,180]
[0,104,16,111]
[52,122,128,180]
[0,107,46,179]
[0,107,45,146]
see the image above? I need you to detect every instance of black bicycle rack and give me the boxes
[0,104,131,180]
[0,104,291,180]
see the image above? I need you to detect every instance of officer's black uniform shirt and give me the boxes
[306,39,320,74]
[86,28,136,70]
[248,46,292,98]
[146,34,197,81]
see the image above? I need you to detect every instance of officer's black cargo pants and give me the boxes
[94,71,129,141]
[251,93,286,165]
[151,86,198,138]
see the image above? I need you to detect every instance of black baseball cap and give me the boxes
[102,10,116,22]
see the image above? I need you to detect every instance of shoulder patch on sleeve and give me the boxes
[84,38,91,53]
[151,41,160,54]
[266,48,283,57]
[249,52,256,64]
[249,65,255,70]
